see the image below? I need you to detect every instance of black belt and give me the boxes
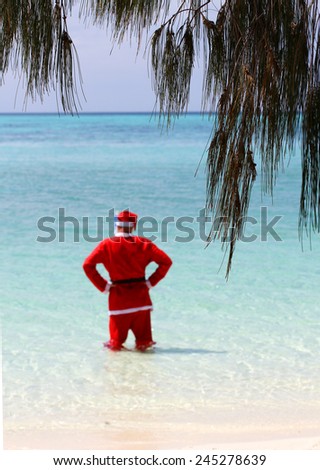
[111,277,146,285]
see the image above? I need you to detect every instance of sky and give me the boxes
[0,8,204,113]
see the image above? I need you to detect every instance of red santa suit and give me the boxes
[83,211,172,351]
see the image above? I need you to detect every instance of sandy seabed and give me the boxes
[4,419,320,450]
[4,398,320,450]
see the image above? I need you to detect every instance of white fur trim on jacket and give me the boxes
[109,305,153,315]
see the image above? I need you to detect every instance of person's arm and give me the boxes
[147,243,172,287]
[83,241,110,293]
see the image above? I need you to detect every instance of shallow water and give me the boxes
[1,113,319,432]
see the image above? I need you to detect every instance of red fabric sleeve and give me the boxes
[83,242,109,292]
[147,243,173,287]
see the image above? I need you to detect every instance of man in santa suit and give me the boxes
[83,210,172,351]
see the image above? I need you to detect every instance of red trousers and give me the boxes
[105,309,156,351]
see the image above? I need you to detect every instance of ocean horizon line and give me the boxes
[0,110,213,116]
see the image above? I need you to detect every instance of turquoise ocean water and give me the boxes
[1,113,320,439]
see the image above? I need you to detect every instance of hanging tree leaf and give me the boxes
[1,0,83,113]
[1,0,320,276]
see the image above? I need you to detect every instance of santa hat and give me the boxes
[115,210,138,229]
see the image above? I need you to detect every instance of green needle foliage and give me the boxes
[1,0,83,113]
[1,0,320,276]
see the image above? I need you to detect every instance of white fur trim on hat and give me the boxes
[115,221,135,227]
